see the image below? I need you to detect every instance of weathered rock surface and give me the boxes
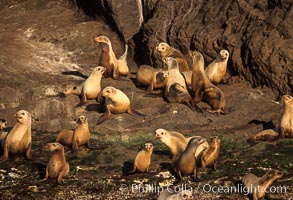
[76,0,292,95]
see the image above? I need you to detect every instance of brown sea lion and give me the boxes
[200,136,220,170]
[0,110,32,161]
[280,95,293,138]
[136,65,169,91]
[56,115,91,151]
[94,35,129,79]
[163,57,200,112]
[189,50,228,115]
[242,169,283,200]
[62,66,105,105]
[173,137,207,181]
[247,129,280,143]
[133,143,153,173]
[154,128,209,162]
[156,42,190,72]
[42,142,70,184]
[96,86,145,125]
[181,70,192,88]
[205,50,229,84]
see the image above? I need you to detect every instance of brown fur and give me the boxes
[56,115,91,151]
[62,66,105,105]
[200,136,220,170]
[163,57,196,111]
[94,35,129,79]
[155,129,209,162]
[205,50,229,84]
[156,42,190,72]
[247,129,280,143]
[173,137,207,181]
[136,65,169,91]
[96,86,145,125]
[0,110,32,161]
[181,70,192,89]
[189,50,227,114]
[133,143,153,173]
[43,142,70,184]
[242,170,283,200]
[280,95,293,138]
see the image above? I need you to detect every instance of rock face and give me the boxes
[76,0,292,95]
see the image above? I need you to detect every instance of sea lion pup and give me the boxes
[156,42,190,72]
[136,65,169,92]
[173,137,207,181]
[163,57,200,112]
[189,50,228,115]
[158,189,193,200]
[123,143,153,176]
[56,115,91,151]
[280,94,293,138]
[94,35,129,79]
[62,66,105,105]
[0,119,7,130]
[205,50,229,84]
[43,142,70,184]
[242,169,283,200]
[96,86,145,125]
[200,136,220,170]
[247,129,280,143]
[0,110,32,161]
[155,128,209,161]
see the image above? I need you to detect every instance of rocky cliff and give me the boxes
[75,0,293,95]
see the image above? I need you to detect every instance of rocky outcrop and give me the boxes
[75,0,292,95]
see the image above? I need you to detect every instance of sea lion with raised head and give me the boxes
[61,66,105,105]
[94,35,129,79]
[156,42,190,72]
[0,110,32,162]
[56,115,91,151]
[280,95,293,138]
[173,137,207,181]
[242,169,283,200]
[42,142,70,184]
[205,50,229,84]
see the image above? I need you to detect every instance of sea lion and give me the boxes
[0,110,32,161]
[189,50,228,115]
[173,137,207,181]
[280,95,293,138]
[136,65,169,91]
[200,136,220,170]
[0,119,7,130]
[247,129,280,143]
[242,169,283,200]
[96,86,145,125]
[62,66,105,105]
[156,42,190,72]
[158,189,193,200]
[133,143,153,173]
[155,128,209,161]
[205,50,229,84]
[94,35,129,79]
[43,142,70,184]
[163,57,199,112]
[56,115,91,151]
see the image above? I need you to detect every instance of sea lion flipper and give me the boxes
[96,108,111,125]
[127,108,145,117]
